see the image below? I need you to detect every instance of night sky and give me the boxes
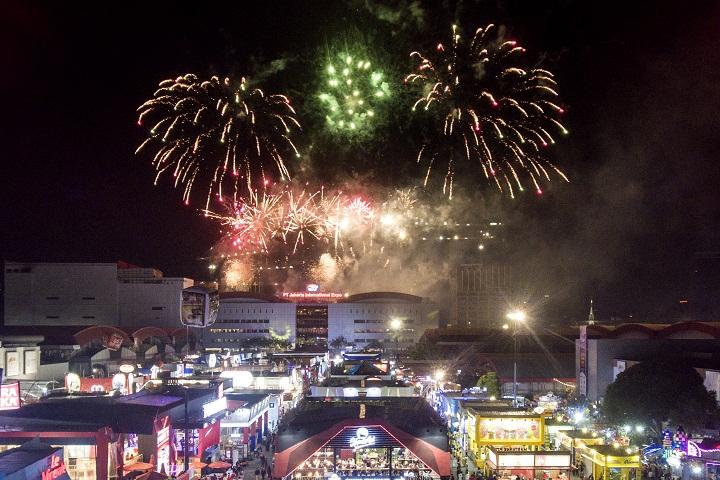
[3,1,720,323]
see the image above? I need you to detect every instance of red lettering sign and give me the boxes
[0,383,20,410]
[42,455,67,480]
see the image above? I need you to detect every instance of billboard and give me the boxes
[476,416,544,445]
[181,287,219,327]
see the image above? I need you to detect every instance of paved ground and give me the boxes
[240,444,273,480]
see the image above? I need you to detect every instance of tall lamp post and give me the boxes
[390,317,402,361]
[571,411,584,474]
[504,310,526,407]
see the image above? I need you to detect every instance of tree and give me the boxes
[603,358,718,436]
[330,336,349,351]
[477,371,501,398]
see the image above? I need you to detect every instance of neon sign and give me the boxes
[349,427,376,450]
[281,291,344,300]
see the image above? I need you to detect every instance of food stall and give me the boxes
[485,447,571,480]
[581,445,640,480]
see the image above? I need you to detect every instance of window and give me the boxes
[81,296,95,300]
[151,306,164,310]
[354,320,365,324]
[46,296,59,300]
[82,315,95,319]
[46,315,59,319]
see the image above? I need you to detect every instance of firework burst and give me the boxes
[406,24,569,198]
[136,74,301,208]
[318,51,391,138]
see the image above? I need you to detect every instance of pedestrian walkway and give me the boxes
[241,444,273,480]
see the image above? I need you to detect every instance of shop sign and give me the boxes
[41,454,67,480]
[535,454,571,467]
[349,427,376,450]
[202,396,228,418]
[498,454,534,467]
[0,382,20,410]
[477,417,543,445]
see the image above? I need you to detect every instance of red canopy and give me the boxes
[273,418,451,478]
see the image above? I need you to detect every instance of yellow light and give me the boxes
[506,310,526,322]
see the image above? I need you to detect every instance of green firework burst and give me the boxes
[318,52,391,137]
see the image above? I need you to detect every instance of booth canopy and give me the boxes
[273,419,451,478]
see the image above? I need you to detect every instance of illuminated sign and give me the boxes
[0,382,20,410]
[203,396,228,418]
[281,292,344,300]
[306,284,320,292]
[349,427,376,450]
[156,416,171,474]
[477,417,544,445]
[41,454,67,480]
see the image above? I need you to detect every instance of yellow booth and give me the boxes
[581,444,640,480]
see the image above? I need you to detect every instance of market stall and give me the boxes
[485,446,571,480]
[581,445,640,480]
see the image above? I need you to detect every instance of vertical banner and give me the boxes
[577,325,588,397]
[155,416,172,474]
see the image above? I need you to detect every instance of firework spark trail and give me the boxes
[204,186,422,262]
[406,24,569,198]
[136,74,301,208]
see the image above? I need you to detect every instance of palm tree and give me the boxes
[329,336,349,351]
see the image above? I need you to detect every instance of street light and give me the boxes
[571,411,584,472]
[390,317,403,361]
[505,309,526,407]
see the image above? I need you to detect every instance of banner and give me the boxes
[102,333,125,351]
[578,325,588,397]
[181,287,219,327]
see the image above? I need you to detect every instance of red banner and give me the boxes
[198,421,220,459]
[79,377,115,393]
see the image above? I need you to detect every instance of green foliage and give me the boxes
[330,336,349,350]
[476,371,501,398]
[603,358,718,435]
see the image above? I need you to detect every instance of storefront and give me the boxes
[468,412,548,468]
[581,445,640,480]
[485,447,571,480]
[221,393,271,460]
[273,420,451,480]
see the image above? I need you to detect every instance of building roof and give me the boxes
[277,398,446,451]
[0,391,185,435]
[0,440,63,476]
[273,418,451,478]
[341,292,424,304]
[585,321,720,339]
[220,292,289,303]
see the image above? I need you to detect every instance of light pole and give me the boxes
[571,411,584,475]
[390,317,402,360]
[505,310,526,407]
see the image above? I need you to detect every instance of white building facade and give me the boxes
[203,292,439,350]
[4,263,120,326]
[3,261,193,328]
